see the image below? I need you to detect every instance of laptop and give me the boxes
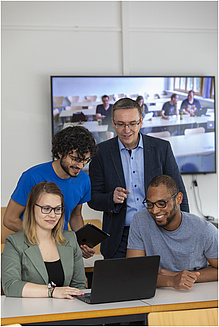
[77,255,160,304]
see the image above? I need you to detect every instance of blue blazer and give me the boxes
[88,134,189,259]
[2,230,87,297]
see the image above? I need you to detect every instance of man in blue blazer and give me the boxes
[88,98,189,259]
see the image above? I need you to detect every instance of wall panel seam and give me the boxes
[1,25,122,32]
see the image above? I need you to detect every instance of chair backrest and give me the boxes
[1,207,15,252]
[85,95,97,102]
[148,308,218,326]
[147,131,171,138]
[184,127,205,135]
[65,106,83,112]
[68,96,79,104]
[53,96,64,108]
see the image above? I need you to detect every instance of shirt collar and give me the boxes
[118,133,143,152]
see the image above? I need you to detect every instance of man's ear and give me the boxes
[57,152,62,159]
[176,192,183,205]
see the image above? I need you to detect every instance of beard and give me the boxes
[155,200,178,228]
[60,157,80,178]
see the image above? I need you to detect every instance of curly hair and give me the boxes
[52,126,98,159]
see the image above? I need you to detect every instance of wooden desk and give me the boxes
[1,296,150,326]
[83,254,104,273]
[60,107,96,118]
[142,281,218,312]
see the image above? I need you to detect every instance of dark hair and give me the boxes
[112,98,142,119]
[52,126,98,159]
[136,95,144,103]
[148,175,179,195]
[188,90,194,95]
[102,95,109,100]
[171,93,178,100]
[23,182,65,245]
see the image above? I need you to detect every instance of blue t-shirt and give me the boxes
[180,98,201,113]
[162,101,177,116]
[128,210,218,272]
[11,162,91,230]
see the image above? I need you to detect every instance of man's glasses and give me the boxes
[143,193,178,209]
[113,119,141,130]
[35,204,64,215]
[68,154,91,165]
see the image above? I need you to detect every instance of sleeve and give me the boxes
[69,233,87,289]
[180,100,186,109]
[203,223,218,259]
[88,151,115,212]
[127,214,145,251]
[1,236,27,297]
[11,171,36,207]
[96,105,102,114]
[163,142,189,212]
[78,174,91,205]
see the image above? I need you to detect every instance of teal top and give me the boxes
[2,230,87,297]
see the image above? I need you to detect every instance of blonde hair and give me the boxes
[23,182,66,245]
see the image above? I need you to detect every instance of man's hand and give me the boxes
[113,187,130,204]
[159,269,200,290]
[80,244,95,259]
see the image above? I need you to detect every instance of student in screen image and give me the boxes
[180,90,202,116]
[161,94,179,120]
[94,94,114,143]
[2,182,87,298]
[127,175,218,289]
[88,98,189,260]
[136,95,149,118]
[3,126,98,259]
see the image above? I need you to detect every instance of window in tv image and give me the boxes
[50,76,216,175]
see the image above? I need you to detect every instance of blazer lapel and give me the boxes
[24,240,48,284]
[110,137,126,187]
[142,134,154,194]
[57,240,73,285]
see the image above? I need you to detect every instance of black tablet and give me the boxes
[76,223,110,248]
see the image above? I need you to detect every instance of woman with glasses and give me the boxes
[2,181,86,298]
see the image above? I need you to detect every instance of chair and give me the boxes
[184,127,205,135]
[147,131,171,138]
[129,93,138,100]
[1,207,15,253]
[108,94,115,101]
[67,96,79,105]
[53,96,64,108]
[85,95,97,102]
[148,308,218,326]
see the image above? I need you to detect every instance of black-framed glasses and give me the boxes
[143,193,178,209]
[35,204,64,215]
[68,154,91,165]
[113,119,141,130]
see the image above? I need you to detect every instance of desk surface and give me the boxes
[162,132,215,157]
[142,115,213,128]
[1,296,149,325]
[60,107,97,117]
[63,122,108,132]
[1,282,217,325]
[143,281,218,312]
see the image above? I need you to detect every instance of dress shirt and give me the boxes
[118,134,146,226]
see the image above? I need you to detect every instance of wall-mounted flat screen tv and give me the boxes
[51,76,216,174]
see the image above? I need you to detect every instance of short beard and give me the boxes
[60,157,78,178]
[157,200,178,228]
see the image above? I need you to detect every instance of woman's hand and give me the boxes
[53,286,84,300]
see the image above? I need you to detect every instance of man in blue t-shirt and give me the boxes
[127,175,218,290]
[3,126,98,258]
[180,90,202,116]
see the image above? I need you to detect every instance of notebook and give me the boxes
[77,255,160,304]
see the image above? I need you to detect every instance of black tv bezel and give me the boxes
[50,75,216,175]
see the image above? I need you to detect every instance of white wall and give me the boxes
[2,1,218,219]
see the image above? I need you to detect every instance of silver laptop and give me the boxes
[77,255,160,304]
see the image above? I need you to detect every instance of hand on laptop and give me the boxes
[53,286,85,300]
[80,244,95,258]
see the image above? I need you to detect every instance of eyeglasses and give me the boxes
[113,119,141,130]
[68,154,91,165]
[143,193,178,209]
[35,204,64,215]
